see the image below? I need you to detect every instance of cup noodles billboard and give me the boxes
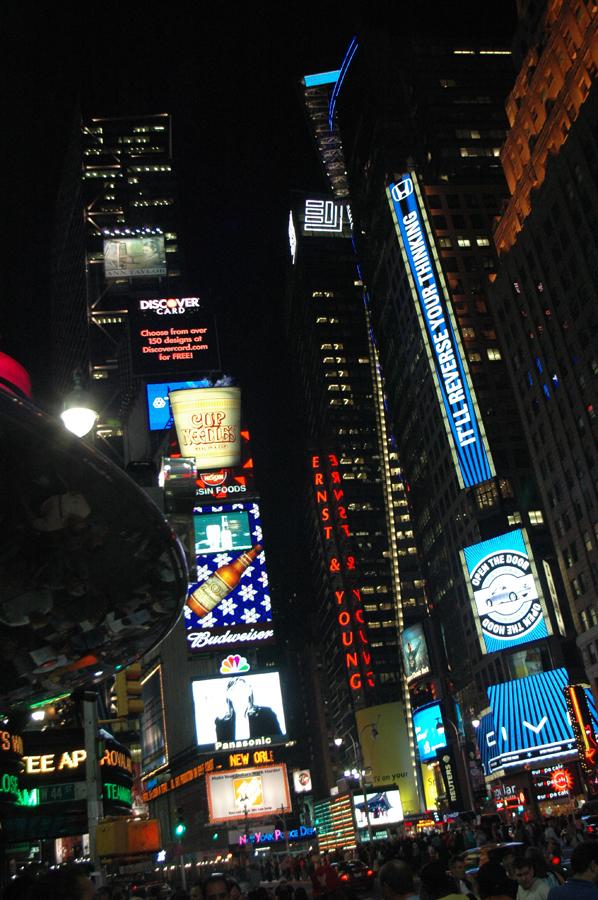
[206,764,291,823]
[170,387,242,470]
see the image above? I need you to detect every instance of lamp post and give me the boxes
[437,717,476,813]
[334,727,377,848]
[61,370,98,438]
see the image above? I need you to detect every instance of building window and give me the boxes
[438,237,453,248]
[487,348,502,361]
[508,512,523,526]
[529,510,544,525]
[499,478,514,498]
[476,481,499,509]
[457,237,471,247]
[468,352,482,362]
[476,236,491,247]
[461,327,476,339]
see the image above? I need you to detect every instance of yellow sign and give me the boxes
[356,701,421,815]
[233,775,263,809]
[420,762,439,810]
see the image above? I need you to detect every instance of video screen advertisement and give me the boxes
[191,671,287,752]
[482,667,598,773]
[128,298,220,377]
[356,702,419,815]
[401,623,431,684]
[104,235,167,278]
[353,790,403,830]
[184,501,274,653]
[386,173,494,490]
[461,528,552,654]
[413,702,447,762]
[206,763,291,824]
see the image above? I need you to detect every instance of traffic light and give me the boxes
[174,808,187,839]
[111,663,144,718]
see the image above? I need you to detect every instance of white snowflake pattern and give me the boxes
[214,552,232,568]
[252,524,263,543]
[258,571,269,588]
[220,597,238,616]
[200,611,217,628]
[183,604,192,619]
[261,596,272,612]
[249,503,259,519]
[238,584,258,603]
[241,607,259,624]
[196,564,211,582]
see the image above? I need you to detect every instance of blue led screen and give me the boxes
[413,702,447,762]
[482,668,598,773]
[184,501,273,652]
[387,175,494,488]
[462,529,549,653]
[145,379,210,431]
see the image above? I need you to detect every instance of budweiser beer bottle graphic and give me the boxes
[187,544,262,619]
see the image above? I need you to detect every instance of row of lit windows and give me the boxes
[131,199,173,207]
[129,165,172,173]
[439,236,491,248]
[459,146,501,158]
[316,316,341,324]
[468,348,502,361]
[132,125,166,133]
[312,290,335,298]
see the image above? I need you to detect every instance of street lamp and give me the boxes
[61,371,98,437]
[436,717,476,812]
[334,728,377,847]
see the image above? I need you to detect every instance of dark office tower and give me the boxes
[334,28,575,731]
[301,68,350,198]
[52,112,186,463]
[285,190,426,796]
[490,2,598,688]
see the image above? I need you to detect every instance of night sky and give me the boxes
[1,3,517,597]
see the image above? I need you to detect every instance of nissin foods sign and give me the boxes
[387,174,494,489]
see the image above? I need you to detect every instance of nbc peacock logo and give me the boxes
[219,654,251,675]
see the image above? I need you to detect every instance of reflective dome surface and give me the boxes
[0,392,188,708]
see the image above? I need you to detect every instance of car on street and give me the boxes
[331,860,375,892]
[464,841,524,877]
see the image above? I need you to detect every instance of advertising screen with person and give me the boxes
[400,623,431,683]
[192,671,286,750]
[103,235,167,278]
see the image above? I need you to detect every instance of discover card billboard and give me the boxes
[462,528,551,654]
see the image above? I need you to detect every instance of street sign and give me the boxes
[38,783,87,804]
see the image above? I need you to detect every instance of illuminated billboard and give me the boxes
[531,763,580,803]
[413,702,447,762]
[140,665,168,776]
[184,501,274,652]
[356,702,419,815]
[171,386,242,470]
[191,671,286,752]
[147,380,210,431]
[299,197,352,238]
[129,299,219,376]
[292,769,312,794]
[206,764,291,824]
[387,174,494,489]
[462,528,551,654]
[401,624,430,684]
[353,790,403,829]
[482,668,598,773]
[104,235,166,278]
[194,510,252,555]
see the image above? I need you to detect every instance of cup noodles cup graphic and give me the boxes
[170,387,242,469]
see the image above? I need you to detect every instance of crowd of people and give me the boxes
[3,814,598,900]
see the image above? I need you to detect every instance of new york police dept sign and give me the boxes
[387,174,494,489]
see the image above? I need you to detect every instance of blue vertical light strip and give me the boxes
[387,176,494,489]
[328,36,359,130]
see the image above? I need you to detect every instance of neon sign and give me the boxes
[312,453,375,696]
[387,174,494,489]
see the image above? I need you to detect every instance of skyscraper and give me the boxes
[490,0,598,689]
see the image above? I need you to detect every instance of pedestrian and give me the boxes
[546,840,598,898]
[448,855,475,899]
[28,867,95,899]
[476,861,517,900]
[419,861,465,899]
[379,860,420,900]
[512,857,550,900]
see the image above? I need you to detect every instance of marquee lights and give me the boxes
[564,684,598,774]
[387,173,494,489]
